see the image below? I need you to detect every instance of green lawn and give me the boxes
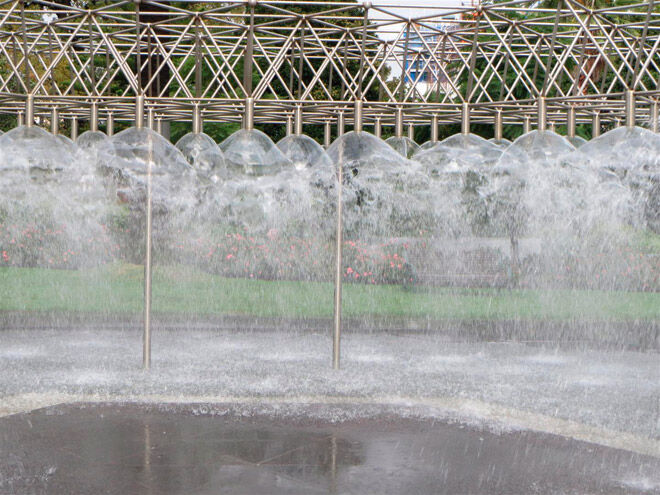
[1,264,659,321]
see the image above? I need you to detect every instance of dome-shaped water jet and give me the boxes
[175,132,227,182]
[220,129,290,176]
[276,134,332,170]
[385,136,419,159]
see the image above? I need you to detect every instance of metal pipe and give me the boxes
[156,116,162,135]
[147,107,155,130]
[408,123,414,141]
[494,110,503,141]
[193,103,202,134]
[549,121,556,133]
[143,127,153,370]
[354,100,363,133]
[537,96,547,132]
[324,120,331,148]
[135,94,145,129]
[374,117,381,139]
[523,116,531,134]
[25,94,33,128]
[461,102,470,135]
[50,107,59,135]
[294,104,303,135]
[395,108,403,138]
[244,97,254,131]
[17,111,23,127]
[71,117,78,140]
[592,112,600,138]
[625,89,635,128]
[652,100,659,133]
[286,114,293,136]
[337,112,345,137]
[90,102,98,132]
[333,155,343,370]
[567,106,576,138]
[431,114,438,142]
[107,112,114,137]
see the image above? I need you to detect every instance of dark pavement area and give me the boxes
[1,402,659,495]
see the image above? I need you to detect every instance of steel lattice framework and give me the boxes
[0,0,659,133]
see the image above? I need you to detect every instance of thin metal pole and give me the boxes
[107,112,114,137]
[625,89,635,128]
[156,116,162,135]
[286,114,293,136]
[147,106,155,130]
[324,120,331,148]
[652,100,659,133]
[193,103,202,134]
[244,97,254,131]
[461,102,470,135]
[17,111,23,127]
[431,114,438,142]
[294,104,303,135]
[90,102,98,132]
[495,109,503,141]
[354,100,363,133]
[395,108,403,138]
[51,107,59,135]
[24,94,33,128]
[567,106,576,138]
[243,3,255,98]
[374,117,381,139]
[337,111,344,137]
[333,157,343,370]
[407,123,414,141]
[592,112,600,138]
[139,95,152,370]
[537,96,547,132]
[71,117,78,140]
[523,115,531,134]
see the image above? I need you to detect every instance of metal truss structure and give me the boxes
[0,0,659,136]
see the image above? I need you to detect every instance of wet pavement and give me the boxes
[1,403,659,495]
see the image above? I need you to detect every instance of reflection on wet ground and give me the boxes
[1,403,659,494]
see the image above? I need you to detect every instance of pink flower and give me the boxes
[226,254,234,260]
[346,267,353,274]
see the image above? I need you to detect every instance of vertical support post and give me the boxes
[17,111,23,127]
[395,108,403,138]
[625,89,635,128]
[25,94,34,128]
[90,102,98,132]
[374,117,381,139]
[567,106,576,138]
[431,114,438,142]
[652,100,659,133]
[135,94,145,129]
[333,155,343,370]
[156,116,162,135]
[51,107,59,135]
[354,100,363,133]
[337,112,345,137]
[286,114,293,136]
[107,112,114,137]
[148,106,155,130]
[243,2,255,98]
[407,123,414,141]
[142,96,153,371]
[523,116,531,134]
[193,103,202,134]
[194,15,202,99]
[294,104,303,136]
[537,96,547,132]
[461,102,470,135]
[324,120,331,148]
[71,117,78,140]
[244,97,254,131]
[549,121,556,133]
[592,112,600,138]
[494,109,503,142]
